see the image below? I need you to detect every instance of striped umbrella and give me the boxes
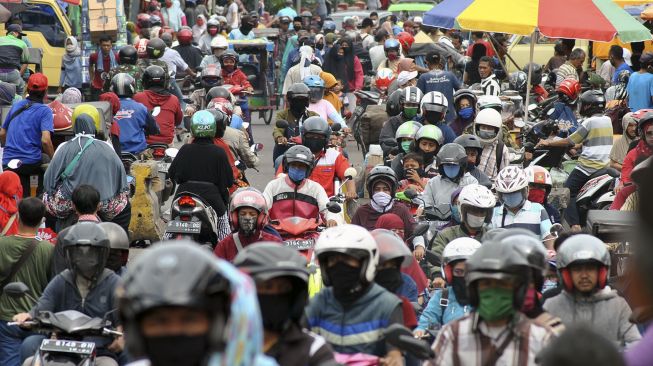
[423,0,652,42]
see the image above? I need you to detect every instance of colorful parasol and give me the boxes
[423,0,652,43]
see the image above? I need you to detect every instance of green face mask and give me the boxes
[401,140,412,153]
[403,107,418,119]
[477,287,515,322]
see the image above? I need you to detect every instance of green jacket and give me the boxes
[104,64,144,92]
[431,224,488,276]
[274,109,318,141]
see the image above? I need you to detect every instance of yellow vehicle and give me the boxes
[0,0,72,89]
[505,35,589,73]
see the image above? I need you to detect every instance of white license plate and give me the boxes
[166,220,201,234]
[40,339,95,355]
[159,162,171,173]
[284,239,314,250]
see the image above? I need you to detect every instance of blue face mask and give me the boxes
[442,164,460,179]
[451,205,461,224]
[502,191,525,209]
[458,107,474,120]
[288,166,307,183]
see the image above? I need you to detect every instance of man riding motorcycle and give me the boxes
[136,37,170,79]
[548,78,581,136]
[453,134,492,188]
[379,86,423,157]
[200,35,229,69]
[473,108,510,180]
[273,83,319,162]
[103,45,143,92]
[186,64,223,116]
[419,91,456,144]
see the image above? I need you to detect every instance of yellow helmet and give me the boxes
[72,104,101,132]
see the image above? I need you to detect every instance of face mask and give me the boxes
[288,166,307,183]
[371,191,393,213]
[451,205,461,224]
[458,107,474,120]
[375,268,403,293]
[451,276,469,305]
[289,99,308,116]
[465,213,486,229]
[424,111,443,124]
[208,28,219,36]
[223,65,235,73]
[327,262,365,305]
[521,287,538,314]
[478,129,497,140]
[66,44,76,53]
[387,53,399,61]
[542,279,557,292]
[238,214,257,235]
[70,247,101,280]
[105,251,124,273]
[145,335,208,366]
[316,43,324,50]
[403,107,418,119]
[527,188,546,204]
[502,191,524,209]
[477,287,515,322]
[304,137,327,153]
[422,151,436,165]
[442,164,460,179]
[258,293,292,332]
[401,140,412,153]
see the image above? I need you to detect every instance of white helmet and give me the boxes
[495,166,529,193]
[524,165,552,187]
[441,237,481,283]
[315,224,379,284]
[476,95,502,112]
[403,86,423,105]
[420,91,448,113]
[473,108,502,144]
[210,36,229,49]
[458,183,496,227]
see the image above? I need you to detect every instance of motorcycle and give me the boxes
[576,168,620,226]
[330,167,358,225]
[6,159,48,198]
[164,188,220,248]
[4,282,122,366]
[271,216,325,261]
[148,144,177,205]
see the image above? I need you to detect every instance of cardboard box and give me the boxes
[89,9,118,32]
[89,0,117,10]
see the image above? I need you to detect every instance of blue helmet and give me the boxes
[303,75,325,88]
[322,20,336,33]
[384,39,400,51]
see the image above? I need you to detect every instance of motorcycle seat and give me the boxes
[587,167,620,180]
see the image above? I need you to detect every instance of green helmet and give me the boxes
[415,124,444,145]
[190,110,217,138]
[395,121,423,140]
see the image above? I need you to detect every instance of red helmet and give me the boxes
[136,39,149,59]
[396,32,415,52]
[228,187,269,231]
[375,68,395,91]
[210,97,234,116]
[177,28,193,45]
[557,78,581,100]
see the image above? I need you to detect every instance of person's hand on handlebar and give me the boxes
[276,136,288,145]
[12,313,32,327]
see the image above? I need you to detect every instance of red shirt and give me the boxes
[275,148,351,197]
[221,68,252,90]
[214,231,282,262]
[133,90,183,145]
[89,51,118,90]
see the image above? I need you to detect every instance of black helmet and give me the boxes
[436,143,468,180]
[578,90,606,117]
[62,222,110,281]
[287,83,310,100]
[206,86,232,104]
[119,45,138,65]
[453,134,483,166]
[282,145,315,175]
[142,65,168,89]
[233,242,309,326]
[522,63,543,85]
[146,37,166,59]
[367,165,398,196]
[219,50,239,66]
[117,241,231,360]
[509,71,527,94]
[386,89,405,116]
[301,116,331,139]
[453,89,477,110]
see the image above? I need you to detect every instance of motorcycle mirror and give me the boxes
[3,282,29,298]
[527,104,538,112]
[331,123,341,132]
[412,223,429,237]
[250,143,264,152]
[242,122,250,129]
[164,148,179,159]
[384,324,434,360]
[344,167,357,180]
[151,106,161,117]
[550,223,564,238]
[276,119,289,129]
[403,188,419,200]
[326,201,342,214]
[7,159,21,170]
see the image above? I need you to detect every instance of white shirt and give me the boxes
[160,48,188,79]
[227,2,239,30]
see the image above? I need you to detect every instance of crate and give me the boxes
[89,0,117,10]
[89,8,118,33]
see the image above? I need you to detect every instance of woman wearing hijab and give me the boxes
[43,113,128,228]
[58,36,82,93]
[192,14,207,43]
[0,171,22,236]
[60,87,82,104]
[323,37,363,114]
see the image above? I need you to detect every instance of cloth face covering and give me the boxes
[288,166,307,183]
[370,191,393,213]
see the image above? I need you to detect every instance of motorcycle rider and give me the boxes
[449,89,477,136]
[273,83,319,162]
[198,17,224,54]
[134,65,183,146]
[537,90,612,232]
[403,124,444,179]
[389,121,423,173]
[543,234,641,348]
[303,75,346,128]
[490,166,553,240]
[307,224,403,364]
[116,241,277,366]
[103,45,143,92]
[473,108,510,180]
[426,238,554,365]
[214,188,281,262]
[220,50,253,93]
[209,95,260,169]
[168,110,234,242]
[263,145,339,227]
[233,243,338,366]
[136,37,170,79]
[419,91,456,144]
[379,86,423,157]
[99,222,129,276]
[453,134,491,188]
[173,27,203,71]
[15,222,123,366]
[186,64,223,115]
[229,11,258,41]
[524,165,561,224]
[549,78,581,136]
[200,36,228,70]
[414,237,481,337]
[378,38,402,73]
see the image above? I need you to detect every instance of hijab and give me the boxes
[62,36,81,66]
[61,87,82,104]
[0,171,22,235]
[375,213,404,232]
[323,38,355,89]
[299,45,316,80]
[193,14,207,41]
[398,58,415,73]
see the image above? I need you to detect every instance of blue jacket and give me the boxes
[397,273,418,302]
[549,102,578,137]
[115,98,159,154]
[416,287,472,331]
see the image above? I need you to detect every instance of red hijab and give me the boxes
[0,171,23,235]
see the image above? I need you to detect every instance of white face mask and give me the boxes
[371,191,393,213]
[465,213,486,229]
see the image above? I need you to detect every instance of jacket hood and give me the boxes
[622,112,637,142]
[143,89,172,104]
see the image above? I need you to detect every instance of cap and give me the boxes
[640,52,653,65]
[7,24,26,36]
[27,73,48,92]
[397,71,418,86]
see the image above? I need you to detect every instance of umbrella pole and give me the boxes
[486,33,510,79]
[524,31,537,123]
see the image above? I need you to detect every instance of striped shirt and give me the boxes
[427,312,554,366]
[568,115,613,175]
[555,62,578,88]
[491,200,553,239]
[480,74,501,96]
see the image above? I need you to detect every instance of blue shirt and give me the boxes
[627,71,653,111]
[416,286,472,331]
[416,70,461,122]
[397,273,418,302]
[2,100,53,165]
[549,101,578,136]
[115,98,149,154]
[415,115,457,144]
[612,62,633,84]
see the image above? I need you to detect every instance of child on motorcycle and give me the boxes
[401,124,444,179]
[303,75,347,128]
[397,153,429,193]
[389,120,422,176]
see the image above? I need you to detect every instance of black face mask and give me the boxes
[105,250,124,273]
[145,335,208,366]
[289,99,308,116]
[421,151,436,165]
[451,276,469,305]
[303,137,327,153]
[316,43,324,50]
[215,126,225,138]
[424,111,443,124]
[257,293,292,332]
[327,262,366,305]
[375,268,403,294]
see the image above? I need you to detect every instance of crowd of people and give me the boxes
[0,0,651,366]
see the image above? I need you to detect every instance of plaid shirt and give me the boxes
[478,140,511,180]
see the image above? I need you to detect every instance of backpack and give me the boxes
[605,100,629,134]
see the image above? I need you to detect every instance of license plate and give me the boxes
[159,162,171,173]
[40,339,95,355]
[284,239,314,250]
[166,220,201,234]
